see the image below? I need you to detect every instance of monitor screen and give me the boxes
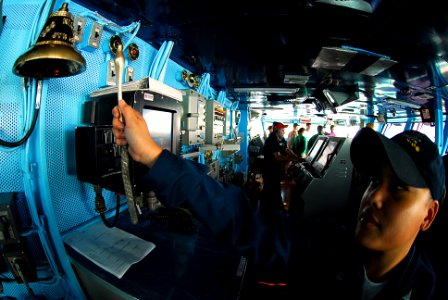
[142,108,173,152]
[312,139,339,176]
[306,136,326,165]
[419,106,435,123]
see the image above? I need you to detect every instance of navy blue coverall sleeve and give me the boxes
[140,150,291,270]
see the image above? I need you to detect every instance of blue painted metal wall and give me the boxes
[0,0,201,298]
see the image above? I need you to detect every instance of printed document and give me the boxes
[64,222,156,279]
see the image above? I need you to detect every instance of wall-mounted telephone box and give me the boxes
[75,77,183,194]
[75,126,125,194]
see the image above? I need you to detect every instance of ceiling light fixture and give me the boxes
[233,87,300,95]
[322,89,336,103]
[316,0,373,13]
[384,97,421,109]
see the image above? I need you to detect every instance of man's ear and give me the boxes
[421,200,440,231]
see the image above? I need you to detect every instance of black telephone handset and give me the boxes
[114,37,139,225]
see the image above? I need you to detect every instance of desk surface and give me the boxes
[66,209,245,300]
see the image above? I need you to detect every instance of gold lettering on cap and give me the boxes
[405,137,421,153]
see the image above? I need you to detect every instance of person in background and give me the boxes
[112,100,446,299]
[264,125,274,141]
[261,122,298,214]
[306,125,324,153]
[287,123,299,149]
[303,122,312,139]
[328,124,336,136]
[291,127,307,159]
[366,122,374,129]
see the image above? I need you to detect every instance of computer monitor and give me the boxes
[377,113,386,124]
[142,108,174,153]
[305,136,327,165]
[311,138,341,177]
[419,106,435,123]
[131,90,183,156]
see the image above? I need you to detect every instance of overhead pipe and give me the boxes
[148,41,167,78]
[199,73,217,100]
[156,40,174,81]
[149,40,174,81]
[428,60,447,154]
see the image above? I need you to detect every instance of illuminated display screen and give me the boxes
[312,139,339,175]
[142,108,173,152]
[420,107,435,123]
[306,137,325,164]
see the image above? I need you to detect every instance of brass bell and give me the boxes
[13,3,86,78]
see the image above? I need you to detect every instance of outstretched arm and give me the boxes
[112,100,292,269]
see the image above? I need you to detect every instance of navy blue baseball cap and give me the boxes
[351,127,446,201]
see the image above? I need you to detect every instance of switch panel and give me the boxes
[73,15,87,44]
[80,21,103,52]
[125,66,134,82]
[99,60,116,88]
[89,22,103,49]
